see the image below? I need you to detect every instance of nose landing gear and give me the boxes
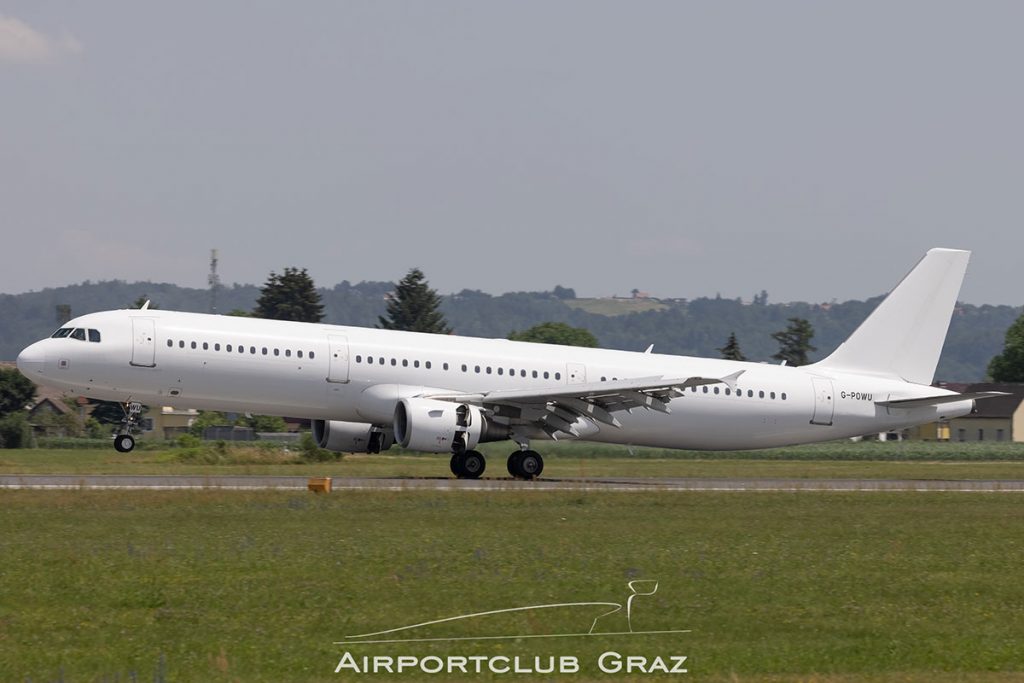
[113,401,143,453]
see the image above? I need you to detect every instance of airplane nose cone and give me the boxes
[16,342,46,377]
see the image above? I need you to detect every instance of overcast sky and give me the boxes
[1,2,1021,304]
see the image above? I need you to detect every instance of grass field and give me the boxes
[564,298,670,316]
[2,489,1024,681]
[4,441,1024,481]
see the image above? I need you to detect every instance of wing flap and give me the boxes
[424,370,746,438]
[875,391,1008,409]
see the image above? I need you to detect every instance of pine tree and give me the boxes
[378,268,451,334]
[253,267,324,323]
[718,332,747,361]
[988,313,1024,381]
[771,317,816,366]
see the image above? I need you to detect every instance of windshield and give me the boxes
[51,328,73,338]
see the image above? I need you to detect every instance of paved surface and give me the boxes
[3,474,1024,492]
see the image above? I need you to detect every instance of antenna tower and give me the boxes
[208,249,221,313]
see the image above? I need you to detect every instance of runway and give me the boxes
[2,474,1024,492]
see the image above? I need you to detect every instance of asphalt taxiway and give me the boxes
[2,474,1024,492]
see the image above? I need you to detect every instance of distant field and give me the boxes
[2,489,1023,681]
[3,441,1024,480]
[564,297,669,315]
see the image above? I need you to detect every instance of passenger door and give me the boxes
[129,318,156,368]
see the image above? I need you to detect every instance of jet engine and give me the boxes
[312,419,393,454]
[393,398,488,453]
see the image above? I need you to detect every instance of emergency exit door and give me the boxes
[810,377,835,426]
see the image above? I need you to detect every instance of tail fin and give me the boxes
[811,248,969,385]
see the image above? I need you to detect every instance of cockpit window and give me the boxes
[70,328,86,341]
[88,329,101,343]
[51,328,73,338]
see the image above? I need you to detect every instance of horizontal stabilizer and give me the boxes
[875,392,1009,409]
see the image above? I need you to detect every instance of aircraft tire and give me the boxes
[450,453,466,478]
[507,451,523,478]
[114,434,135,453]
[460,450,486,479]
[518,450,543,479]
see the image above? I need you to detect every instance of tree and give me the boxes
[0,367,36,417]
[245,414,287,432]
[378,268,451,334]
[508,322,598,348]
[988,313,1024,381]
[0,412,31,448]
[771,317,816,366]
[132,296,158,309]
[718,332,747,361]
[188,410,233,437]
[552,285,576,300]
[254,267,324,322]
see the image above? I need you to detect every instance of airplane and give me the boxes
[15,248,1004,479]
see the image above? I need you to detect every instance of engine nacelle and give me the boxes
[312,420,394,454]
[393,398,483,453]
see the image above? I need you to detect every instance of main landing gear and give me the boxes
[113,401,143,453]
[450,449,486,479]
[507,450,543,479]
[448,440,545,481]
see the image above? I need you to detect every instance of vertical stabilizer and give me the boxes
[811,248,969,385]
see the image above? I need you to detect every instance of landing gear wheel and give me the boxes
[451,450,485,479]
[450,453,466,478]
[508,450,543,479]
[460,450,485,479]
[113,401,143,453]
[507,451,523,478]
[519,450,543,478]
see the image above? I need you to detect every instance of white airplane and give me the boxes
[15,248,1002,479]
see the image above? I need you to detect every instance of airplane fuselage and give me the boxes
[16,309,971,451]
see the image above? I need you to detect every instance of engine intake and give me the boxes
[393,397,484,453]
[312,420,393,454]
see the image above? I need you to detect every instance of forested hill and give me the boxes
[0,280,1018,382]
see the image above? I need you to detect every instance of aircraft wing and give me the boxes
[424,371,744,438]
[875,391,1009,409]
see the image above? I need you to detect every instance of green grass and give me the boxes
[4,441,1024,480]
[1,490,1023,681]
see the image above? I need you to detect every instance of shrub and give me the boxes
[0,413,32,449]
[299,432,336,462]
